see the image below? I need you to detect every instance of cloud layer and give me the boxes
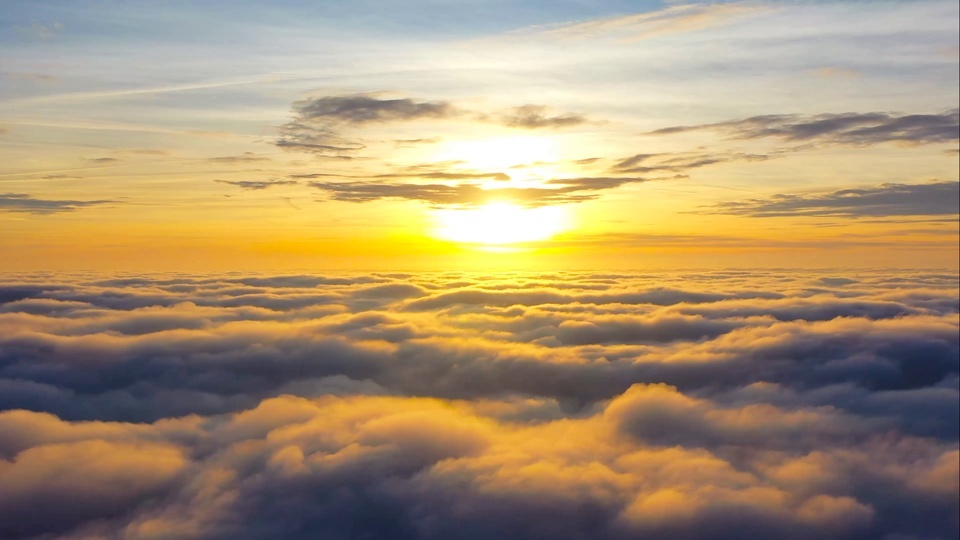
[0,270,957,539]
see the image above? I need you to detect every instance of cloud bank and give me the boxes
[0,270,957,539]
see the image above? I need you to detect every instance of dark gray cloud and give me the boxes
[0,271,957,540]
[500,104,587,129]
[275,94,458,157]
[0,193,114,214]
[705,181,960,218]
[305,175,668,207]
[276,94,454,155]
[307,181,593,206]
[215,179,299,190]
[275,93,589,158]
[651,109,960,146]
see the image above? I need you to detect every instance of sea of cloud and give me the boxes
[0,270,957,539]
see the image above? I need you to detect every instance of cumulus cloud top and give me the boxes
[0,270,957,539]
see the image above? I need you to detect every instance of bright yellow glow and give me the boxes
[433,202,569,245]
[438,136,558,171]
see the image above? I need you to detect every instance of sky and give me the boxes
[0,2,958,540]
[1,0,957,270]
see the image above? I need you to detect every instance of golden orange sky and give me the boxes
[1,1,957,270]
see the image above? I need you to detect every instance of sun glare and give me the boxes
[433,202,569,245]
[438,136,558,171]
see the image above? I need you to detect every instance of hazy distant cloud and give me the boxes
[0,71,60,84]
[206,152,272,164]
[275,122,366,156]
[120,148,168,156]
[546,175,681,191]
[814,67,861,79]
[400,170,511,181]
[0,193,114,214]
[500,105,587,129]
[573,157,602,165]
[652,109,960,146]
[16,21,63,40]
[705,181,960,218]
[86,157,120,163]
[293,168,511,182]
[394,137,440,146]
[215,179,298,190]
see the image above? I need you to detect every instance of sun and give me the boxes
[433,202,569,246]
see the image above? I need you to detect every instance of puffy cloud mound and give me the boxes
[0,270,957,539]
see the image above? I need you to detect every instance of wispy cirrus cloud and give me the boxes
[612,151,773,174]
[540,3,765,41]
[206,152,273,164]
[293,168,511,182]
[651,109,960,146]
